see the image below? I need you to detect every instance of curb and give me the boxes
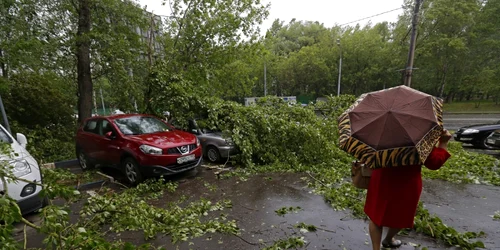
[41,159,119,190]
[42,159,79,169]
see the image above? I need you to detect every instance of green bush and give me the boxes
[1,72,76,162]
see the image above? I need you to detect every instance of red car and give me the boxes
[75,114,202,185]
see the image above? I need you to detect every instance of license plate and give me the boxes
[487,139,495,144]
[177,154,195,164]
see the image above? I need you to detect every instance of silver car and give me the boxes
[172,119,238,163]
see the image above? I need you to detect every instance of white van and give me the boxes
[0,124,45,215]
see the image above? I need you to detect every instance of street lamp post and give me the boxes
[337,38,342,96]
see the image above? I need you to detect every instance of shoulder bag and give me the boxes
[351,161,372,189]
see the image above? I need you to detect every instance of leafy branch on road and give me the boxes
[1,164,239,249]
[275,206,302,217]
[493,211,500,221]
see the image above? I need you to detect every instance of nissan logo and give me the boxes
[180,145,188,153]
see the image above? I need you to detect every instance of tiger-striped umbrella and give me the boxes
[338,85,444,169]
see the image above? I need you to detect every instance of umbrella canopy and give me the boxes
[338,85,444,169]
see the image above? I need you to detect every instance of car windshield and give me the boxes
[0,126,13,144]
[114,116,171,135]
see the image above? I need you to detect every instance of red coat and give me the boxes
[364,147,451,228]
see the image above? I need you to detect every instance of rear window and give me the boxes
[83,120,98,134]
[0,126,13,144]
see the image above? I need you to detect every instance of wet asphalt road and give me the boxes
[443,113,499,131]
[16,165,500,250]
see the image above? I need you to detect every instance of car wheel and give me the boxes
[122,157,143,185]
[479,135,495,149]
[206,146,221,163]
[77,148,94,171]
[41,196,49,207]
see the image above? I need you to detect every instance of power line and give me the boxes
[340,7,404,27]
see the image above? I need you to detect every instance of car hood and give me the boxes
[128,130,196,148]
[460,123,500,131]
[0,141,32,162]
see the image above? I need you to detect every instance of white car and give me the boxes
[0,124,46,215]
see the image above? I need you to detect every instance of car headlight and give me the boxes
[462,129,480,134]
[139,145,163,155]
[225,137,234,146]
[12,160,32,177]
[196,138,200,147]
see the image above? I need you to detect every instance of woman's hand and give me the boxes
[438,129,452,149]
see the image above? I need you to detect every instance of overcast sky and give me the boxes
[136,0,405,32]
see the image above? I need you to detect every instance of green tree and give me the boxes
[265,19,331,56]
[75,0,151,121]
[276,45,333,97]
[262,20,336,98]
[143,0,269,110]
[0,0,71,79]
[465,0,500,103]
[338,23,399,95]
[406,0,480,97]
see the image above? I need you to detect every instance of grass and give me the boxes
[444,100,500,113]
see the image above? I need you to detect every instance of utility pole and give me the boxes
[337,39,342,96]
[404,0,422,87]
[264,61,267,96]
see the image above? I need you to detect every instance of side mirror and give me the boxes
[105,131,115,139]
[191,129,200,135]
[16,133,28,148]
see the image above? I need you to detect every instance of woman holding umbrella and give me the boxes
[337,86,453,249]
[365,130,451,249]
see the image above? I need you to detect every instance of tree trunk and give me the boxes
[438,64,447,98]
[76,0,93,125]
[0,49,7,79]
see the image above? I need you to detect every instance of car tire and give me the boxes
[478,135,495,149]
[122,157,143,185]
[77,148,94,171]
[41,196,49,207]
[206,146,221,163]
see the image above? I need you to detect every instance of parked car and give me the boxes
[75,114,202,185]
[170,118,238,163]
[454,120,500,149]
[485,130,500,149]
[0,124,46,215]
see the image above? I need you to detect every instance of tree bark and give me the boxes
[438,64,447,98]
[0,49,8,79]
[76,0,93,125]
